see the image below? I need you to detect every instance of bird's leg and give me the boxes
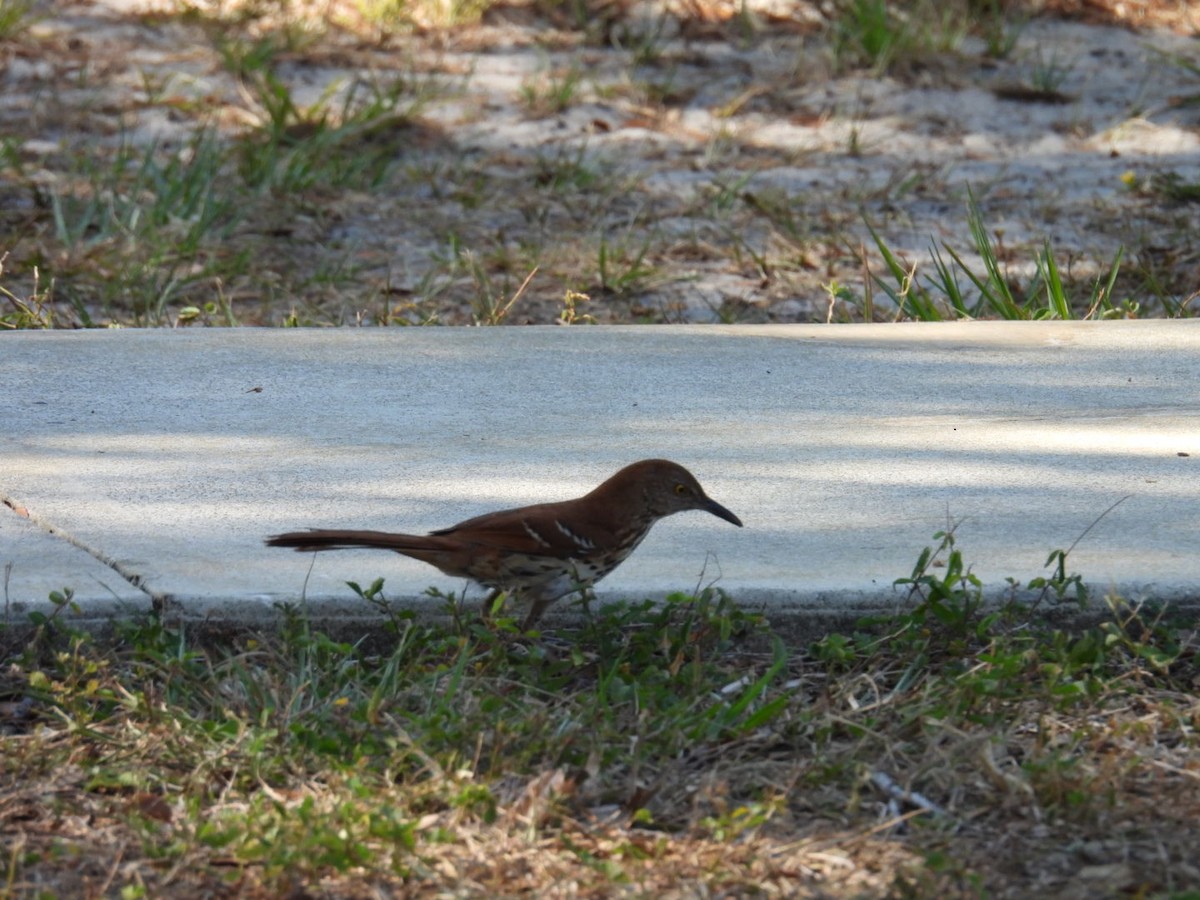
[577,586,595,619]
[521,595,554,632]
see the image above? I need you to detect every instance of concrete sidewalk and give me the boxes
[2,322,1197,634]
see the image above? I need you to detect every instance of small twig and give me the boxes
[488,266,538,324]
[869,770,950,822]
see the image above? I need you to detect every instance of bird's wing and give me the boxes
[433,502,615,558]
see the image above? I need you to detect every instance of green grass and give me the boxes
[827,0,986,74]
[1027,44,1076,95]
[3,534,1199,897]
[519,63,585,117]
[43,132,244,325]
[0,0,35,40]
[861,187,1134,321]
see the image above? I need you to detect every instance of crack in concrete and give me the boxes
[1,495,168,611]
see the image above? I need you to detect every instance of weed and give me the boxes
[821,279,860,322]
[1154,44,1200,107]
[831,0,904,73]
[0,0,35,40]
[0,258,67,329]
[865,187,1128,321]
[974,0,1022,59]
[623,8,673,67]
[742,189,812,251]
[1146,171,1200,205]
[829,0,967,74]
[236,74,419,194]
[595,234,656,297]
[38,131,244,324]
[1028,45,1075,95]
[12,587,84,657]
[557,289,596,324]
[519,64,584,117]
[532,143,600,193]
[472,262,538,325]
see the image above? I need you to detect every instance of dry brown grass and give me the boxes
[2,581,1199,897]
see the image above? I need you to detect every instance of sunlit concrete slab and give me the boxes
[1,322,1197,634]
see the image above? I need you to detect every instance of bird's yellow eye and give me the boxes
[674,483,688,495]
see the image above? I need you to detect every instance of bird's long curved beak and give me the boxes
[703,497,743,528]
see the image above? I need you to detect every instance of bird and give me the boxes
[266,459,742,629]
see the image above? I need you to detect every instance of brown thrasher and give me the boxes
[266,459,742,629]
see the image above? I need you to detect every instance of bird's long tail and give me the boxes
[265,529,441,553]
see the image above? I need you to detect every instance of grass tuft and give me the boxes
[862,187,1140,321]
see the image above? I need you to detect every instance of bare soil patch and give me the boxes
[1,0,1198,326]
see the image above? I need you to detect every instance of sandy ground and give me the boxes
[1,1,1199,324]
